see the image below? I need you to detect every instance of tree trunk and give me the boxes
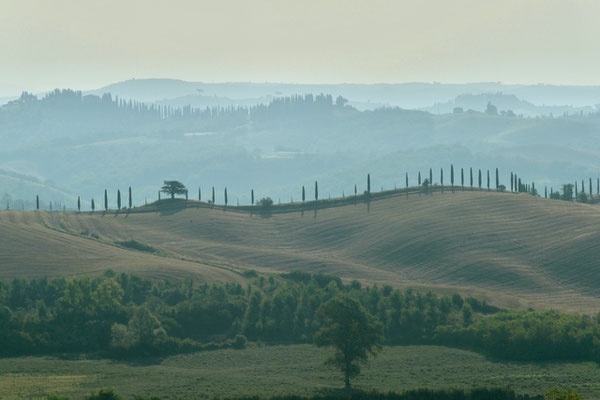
[345,362,351,390]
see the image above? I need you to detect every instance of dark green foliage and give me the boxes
[161,181,187,199]
[2,272,600,365]
[315,295,383,388]
[429,168,432,185]
[91,198,95,211]
[418,171,421,185]
[450,165,454,186]
[104,190,108,210]
[470,168,473,187]
[116,240,157,253]
[315,181,319,201]
[232,334,248,349]
[367,174,371,194]
[461,168,464,186]
[77,196,81,212]
[478,170,482,188]
[222,388,543,400]
[36,194,39,210]
[252,189,255,205]
[129,187,132,208]
[84,387,122,400]
[225,187,228,206]
[495,168,499,189]
[117,190,121,209]
[212,186,215,203]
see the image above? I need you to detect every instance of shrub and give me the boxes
[232,334,248,349]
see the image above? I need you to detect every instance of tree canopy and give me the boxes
[315,295,383,389]
[161,181,187,199]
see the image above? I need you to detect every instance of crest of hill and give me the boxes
[1,190,600,313]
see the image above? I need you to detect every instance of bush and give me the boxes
[232,334,248,349]
[116,240,156,253]
[257,197,273,210]
[84,387,122,400]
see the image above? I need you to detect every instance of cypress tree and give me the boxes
[104,190,108,211]
[575,181,578,196]
[440,168,444,186]
[518,178,522,192]
[185,190,188,200]
[212,187,215,203]
[301,186,305,202]
[597,178,599,195]
[429,168,432,185]
[77,196,81,212]
[36,195,39,210]
[199,187,202,201]
[545,186,547,198]
[487,170,490,190]
[367,174,371,194]
[589,178,592,195]
[418,171,421,185]
[405,173,408,188]
[510,172,514,192]
[224,188,228,205]
[117,190,121,209]
[450,165,454,187]
[354,184,357,196]
[315,181,319,201]
[582,179,585,194]
[252,189,255,204]
[495,168,499,190]
[470,168,473,187]
[478,170,482,188]
[461,168,464,187]
[91,199,95,211]
[129,187,132,208]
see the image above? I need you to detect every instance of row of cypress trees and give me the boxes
[30,167,600,211]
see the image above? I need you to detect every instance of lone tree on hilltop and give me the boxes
[315,295,383,390]
[161,181,187,199]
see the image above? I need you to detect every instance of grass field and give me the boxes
[2,189,600,312]
[0,344,598,399]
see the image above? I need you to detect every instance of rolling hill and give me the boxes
[2,189,600,313]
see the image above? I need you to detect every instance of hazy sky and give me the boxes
[1,0,600,94]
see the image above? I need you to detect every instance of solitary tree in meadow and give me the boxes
[354,184,357,197]
[315,181,319,201]
[117,190,121,209]
[77,196,81,212]
[224,188,228,206]
[161,181,187,199]
[36,195,39,210]
[129,187,132,208]
[461,168,464,187]
[487,170,490,190]
[315,295,383,390]
[104,190,108,211]
[91,198,95,212]
[252,189,255,205]
[367,174,371,194]
[212,187,215,204]
[199,187,202,201]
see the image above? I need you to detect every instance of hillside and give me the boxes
[2,190,600,312]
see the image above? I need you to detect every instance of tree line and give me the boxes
[2,270,600,365]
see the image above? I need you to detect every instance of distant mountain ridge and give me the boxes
[87,78,600,110]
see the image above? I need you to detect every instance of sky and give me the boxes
[1,0,600,94]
